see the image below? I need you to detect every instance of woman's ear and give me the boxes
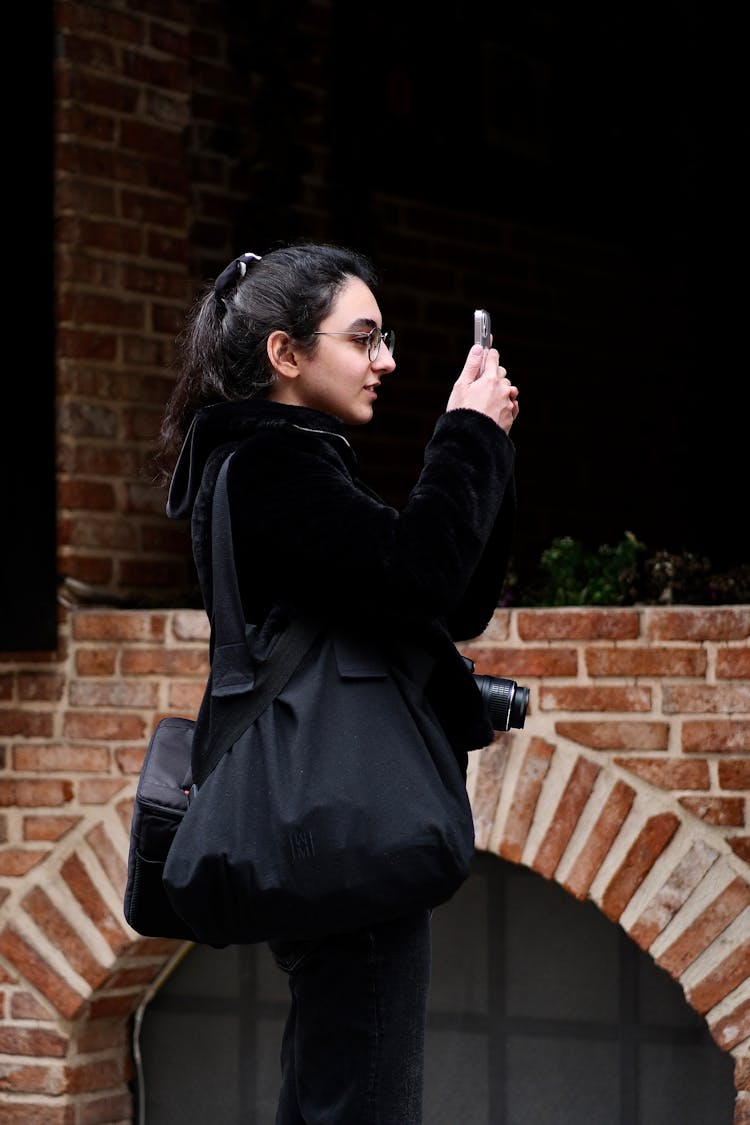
[267,330,300,380]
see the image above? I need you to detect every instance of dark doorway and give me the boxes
[135,853,734,1123]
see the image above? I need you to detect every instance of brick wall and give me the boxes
[6,1,740,1120]
[52,0,723,615]
[53,0,341,608]
[0,605,748,1121]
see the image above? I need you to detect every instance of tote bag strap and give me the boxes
[193,453,320,787]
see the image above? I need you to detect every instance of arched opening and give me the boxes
[135,853,734,1123]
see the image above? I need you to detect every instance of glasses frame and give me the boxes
[312,325,395,362]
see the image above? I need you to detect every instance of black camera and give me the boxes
[463,657,529,731]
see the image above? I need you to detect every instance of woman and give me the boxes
[157,242,519,1124]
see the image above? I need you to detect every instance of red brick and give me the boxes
[658,877,750,977]
[586,646,707,677]
[555,721,669,751]
[709,997,750,1053]
[687,939,750,1014]
[13,745,110,772]
[85,822,127,893]
[64,52,138,97]
[613,757,710,790]
[119,559,186,587]
[78,1089,134,1124]
[499,737,555,863]
[172,611,210,641]
[88,993,144,1019]
[120,646,208,675]
[720,761,750,789]
[718,648,750,679]
[735,1092,750,1125]
[57,400,118,440]
[60,553,113,583]
[471,742,511,850]
[729,837,750,863]
[516,608,639,640]
[628,838,720,949]
[17,674,66,702]
[21,888,109,990]
[75,649,118,675]
[564,779,636,900]
[115,746,148,774]
[9,992,55,1019]
[27,791,89,821]
[0,1061,66,1094]
[58,479,116,511]
[121,120,183,161]
[78,779,129,804]
[68,680,158,708]
[71,612,166,641]
[67,517,140,550]
[540,685,651,712]
[601,813,680,922]
[65,1057,123,1094]
[73,1019,128,1053]
[60,853,130,953]
[679,796,745,826]
[107,964,167,989]
[168,683,203,711]
[663,684,750,713]
[0,929,85,1019]
[63,711,146,740]
[462,646,579,678]
[120,931,179,958]
[122,190,186,230]
[0,1105,75,1124]
[646,607,750,641]
[0,849,50,876]
[0,1025,68,1056]
[0,711,54,738]
[737,1055,750,1092]
[0,781,74,808]
[682,720,750,754]
[532,756,601,879]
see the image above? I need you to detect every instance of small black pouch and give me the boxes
[123,716,197,941]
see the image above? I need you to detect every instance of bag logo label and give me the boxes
[288,830,316,861]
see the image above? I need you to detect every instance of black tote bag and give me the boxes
[162,628,475,947]
[136,449,476,946]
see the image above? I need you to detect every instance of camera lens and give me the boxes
[473,674,529,731]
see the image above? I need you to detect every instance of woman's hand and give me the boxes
[446,345,519,434]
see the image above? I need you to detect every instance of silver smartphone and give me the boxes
[474,309,492,373]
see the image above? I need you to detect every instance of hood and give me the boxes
[166,399,350,520]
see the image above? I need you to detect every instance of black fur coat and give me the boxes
[167,398,517,771]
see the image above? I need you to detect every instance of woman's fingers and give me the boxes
[455,344,485,384]
[446,346,518,433]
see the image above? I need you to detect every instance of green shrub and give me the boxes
[512,533,750,607]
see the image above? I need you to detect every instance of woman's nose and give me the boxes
[373,349,396,375]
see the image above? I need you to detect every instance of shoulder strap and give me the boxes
[192,453,320,787]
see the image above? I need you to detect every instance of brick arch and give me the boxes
[0,797,187,1122]
[0,736,747,1121]
[468,731,750,1111]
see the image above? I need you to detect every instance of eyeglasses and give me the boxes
[312,325,396,362]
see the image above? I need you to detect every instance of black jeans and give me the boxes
[269,910,432,1124]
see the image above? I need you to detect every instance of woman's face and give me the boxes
[269,277,396,425]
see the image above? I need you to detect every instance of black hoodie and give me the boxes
[167,398,517,771]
